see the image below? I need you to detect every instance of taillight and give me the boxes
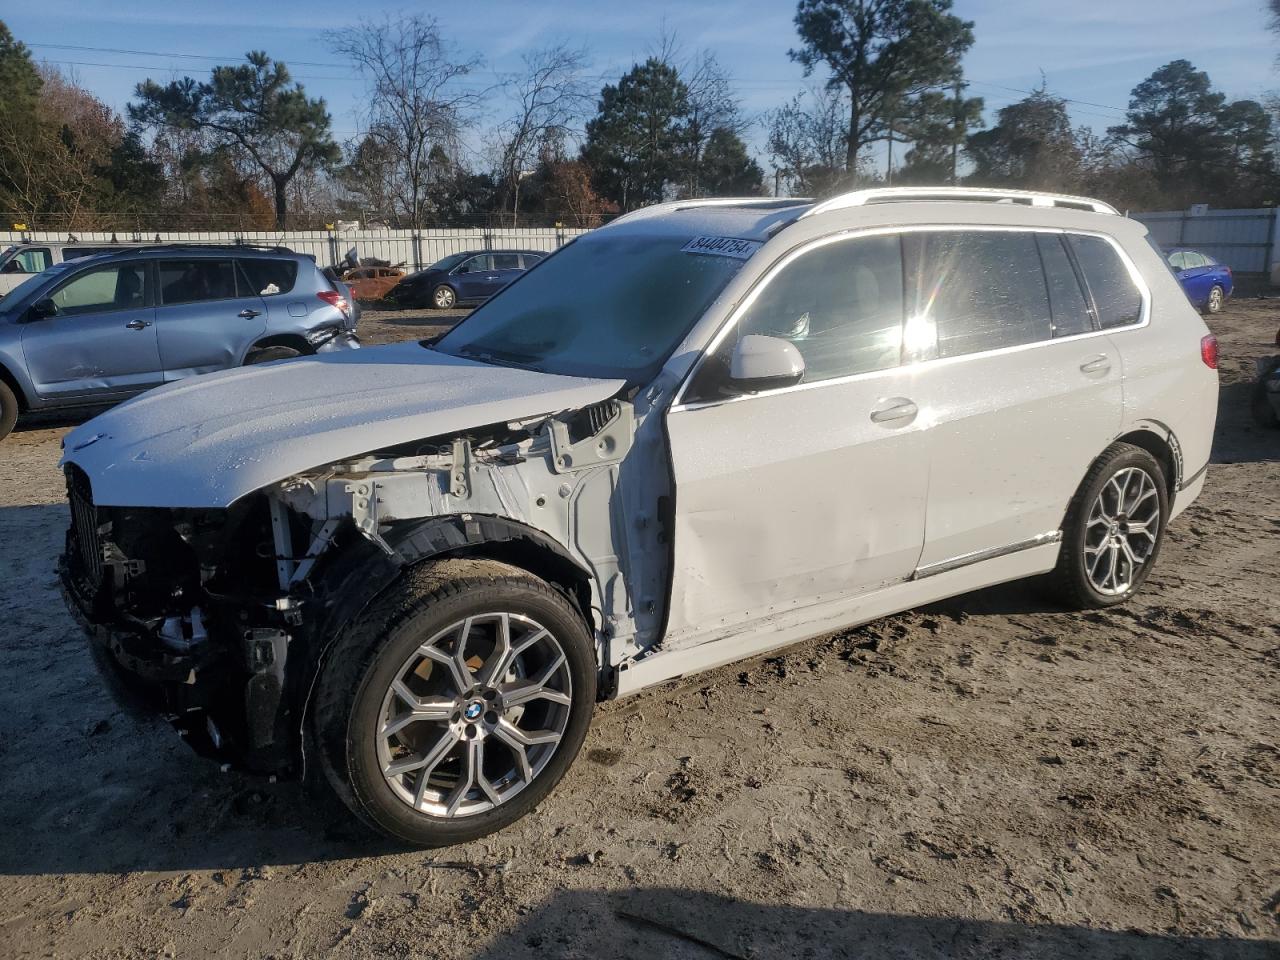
[1200,334,1218,369]
[317,289,350,318]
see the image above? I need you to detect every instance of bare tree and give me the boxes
[330,15,481,228]
[766,86,850,196]
[495,44,591,225]
[680,50,747,196]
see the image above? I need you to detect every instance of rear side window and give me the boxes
[522,253,544,268]
[1035,234,1092,338]
[905,231,1051,359]
[492,253,520,270]
[734,233,905,383]
[239,258,298,296]
[1068,235,1143,329]
[159,260,238,305]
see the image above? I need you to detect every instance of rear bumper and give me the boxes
[314,330,361,353]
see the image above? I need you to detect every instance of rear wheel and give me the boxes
[0,379,17,441]
[1205,284,1225,314]
[1046,443,1168,609]
[432,284,457,310]
[312,558,595,847]
[244,345,302,365]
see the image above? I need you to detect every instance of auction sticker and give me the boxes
[681,236,763,260]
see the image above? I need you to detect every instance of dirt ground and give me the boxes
[0,300,1276,960]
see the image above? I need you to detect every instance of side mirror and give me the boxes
[727,334,805,393]
[28,298,58,321]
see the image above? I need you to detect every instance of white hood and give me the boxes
[62,342,624,508]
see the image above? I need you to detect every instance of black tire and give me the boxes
[0,379,17,441]
[1205,284,1225,315]
[244,345,302,365]
[1045,442,1169,609]
[431,284,457,310]
[1251,361,1280,428]
[311,558,596,847]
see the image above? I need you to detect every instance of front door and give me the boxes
[154,258,268,379]
[663,233,929,646]
[20,259,162,401]
[453,255,492,301]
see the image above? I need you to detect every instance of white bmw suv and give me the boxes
[60,188,1218,846]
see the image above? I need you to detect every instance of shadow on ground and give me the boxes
[474,887,1278,960]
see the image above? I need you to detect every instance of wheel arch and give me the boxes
[0,360,29,412]
[1111,422,1181,497]
[244,333,312,362]
[295,514,599,780]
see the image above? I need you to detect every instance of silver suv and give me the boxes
[0,245,359,439]
[59,189,1217,846]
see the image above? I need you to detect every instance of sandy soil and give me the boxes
[0,301,1276,959]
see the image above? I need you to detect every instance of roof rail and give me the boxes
[606,196,812,228]
[800,186,1119,218]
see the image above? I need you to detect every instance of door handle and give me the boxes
[1079,354,1111,375]
[124,319,151,330]
[869,397,918,426]
[239,308,262,318]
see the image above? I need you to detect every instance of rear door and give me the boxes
[19,259,162,400]
[904,229,1125,572]
[489,252,523,294]
[154,258,268,379]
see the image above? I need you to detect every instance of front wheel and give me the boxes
[312,558,596,847]
[1205,284,1225,314]
[432,284,457,310]
[1046,443,1169,609]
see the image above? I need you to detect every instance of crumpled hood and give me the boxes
[62,342,624,508]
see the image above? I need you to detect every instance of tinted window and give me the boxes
[159,260,238,305]
[732,234,904,383]
[239,258,298,295]
[1036,233,1092,338]
[522,253,545,268]
[50,262,146,316]
[492,253,520,270]
[1068,235,1142,330]
[906,231,1051,359]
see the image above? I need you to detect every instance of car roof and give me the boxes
[64,246,303,267]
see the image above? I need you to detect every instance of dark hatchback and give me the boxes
[389,249,547,309]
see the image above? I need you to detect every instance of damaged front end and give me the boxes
[60,396,669,776]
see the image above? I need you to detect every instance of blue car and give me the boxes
[0,245,360,440]
[1167,249,1232,314]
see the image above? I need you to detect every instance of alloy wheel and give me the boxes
[376,613,572,818]
[434,286,455,309]
[1083,466,1161,596]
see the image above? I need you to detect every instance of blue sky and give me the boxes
[5,0,1277,170]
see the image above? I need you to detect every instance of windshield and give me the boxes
[428,252,470,273]
[434,233,748,381]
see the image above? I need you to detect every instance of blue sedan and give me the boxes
[1167,248,1232,314]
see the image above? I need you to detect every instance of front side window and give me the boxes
[1,247,51,273]
[435,233,747,381]
[455,255,490,274]
[159,260,238,305]
[1167,251,1187,270]
[730,234,905,383]
[905,230,1051,359]
[50,262,147,316]
[1068,235,1143,330]
[1184,252,1207,268]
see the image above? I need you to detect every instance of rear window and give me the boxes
[1068,235,1143,330]
[239,258,299,296]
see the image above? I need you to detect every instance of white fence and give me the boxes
[0,227,590,271]
[1131,207,1280,277]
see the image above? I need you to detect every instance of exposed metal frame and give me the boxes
[799,187,1120,219]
